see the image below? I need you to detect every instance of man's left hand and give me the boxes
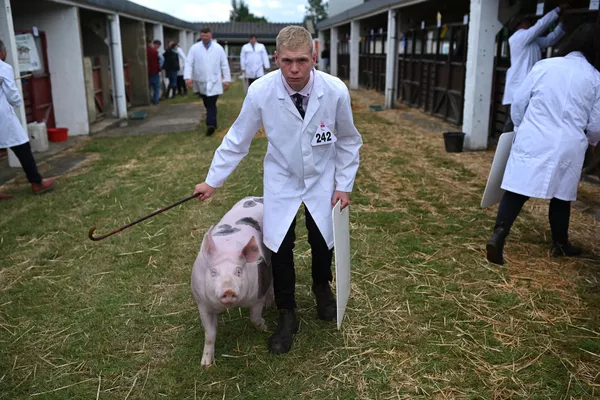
[223,82,230,91]
[332,191,350,210]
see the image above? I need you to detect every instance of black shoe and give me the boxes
[486,226,508,265]
[206,126,216,136]
[312,283,336,321]
[552,241,582,257]
[268,309,299,354]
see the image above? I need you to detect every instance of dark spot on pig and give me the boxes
[235,217,262,233]
[213,224,241,236]
[257,258,272,299]
[253,198,264,204]
[243,200,256,208]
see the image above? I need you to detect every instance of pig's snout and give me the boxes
[219,289,238,305]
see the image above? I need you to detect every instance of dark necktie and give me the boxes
[292,93,305,119]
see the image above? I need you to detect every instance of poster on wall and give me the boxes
[591,0,599,10]
[536,2,544,15]
[15,33,41,73]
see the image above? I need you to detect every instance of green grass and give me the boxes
[1,81,599,399]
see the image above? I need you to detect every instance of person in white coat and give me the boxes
[502,4,568,132]
[0,40,55,200]
[184,28,231,136]
[193,26,362,354]
[175,42,187,96]
[240,34,270,86]
[487,23,600,265]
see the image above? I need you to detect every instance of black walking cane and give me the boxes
[88,192,201,241]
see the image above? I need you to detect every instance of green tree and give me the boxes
[305,0,328,28]
[230,0,268,23]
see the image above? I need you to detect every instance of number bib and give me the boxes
[311,122,337,147]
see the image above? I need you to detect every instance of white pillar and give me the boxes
[224,42,229,56]
[178,30,187,53]
[350,21,360,90]
[318,29,326,71]
[330,27,339,77]
[108,14,127,119]
[385,10,398,109]
[186,31,194,52]
[1,0,26,167]
[153,24,165,95]
[462,0,502,150]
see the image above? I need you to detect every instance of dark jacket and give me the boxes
[163,49,180,72]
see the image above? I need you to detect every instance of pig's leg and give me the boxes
[249,302,267,332]
[197,306,218,366]
[264,282,275,309]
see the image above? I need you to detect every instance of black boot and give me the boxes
[312,283,336,321]
[268,309,299,354]
[486,226,508,265]
[206,126,216,136]
[552,241,582,257]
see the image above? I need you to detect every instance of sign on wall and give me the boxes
[536,2,544,15]
[591,0,599,10]
[15,33,41,72]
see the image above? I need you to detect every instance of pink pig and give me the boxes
[191,196,273,366]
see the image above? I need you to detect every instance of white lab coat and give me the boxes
[184,40,231,97]
[176,47,187,77]
[502,7,565,105]
[502,52,600,201]
[0,60,29,149]
[240,42,270,79]
[205,70,363,252]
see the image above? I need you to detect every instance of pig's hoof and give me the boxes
[254,319,267,332]
[201,354,215,367]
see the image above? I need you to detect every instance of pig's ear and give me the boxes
[201,226,216,259]
[242,236,260,263]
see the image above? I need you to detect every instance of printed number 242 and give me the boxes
[316,132,332,143]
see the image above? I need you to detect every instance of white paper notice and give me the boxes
[332,201,351,330]
[590,0,599,10]
[536,2,544,15]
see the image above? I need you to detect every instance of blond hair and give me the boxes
[276,25,313,53]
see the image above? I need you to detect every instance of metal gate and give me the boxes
[396,22,468,125]
[17,31,56,129]
[359,31,387,92]
[92,57,105,119]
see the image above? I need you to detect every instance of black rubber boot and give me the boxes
[268,309,299,354]
[552,241,582,258]
[312,283,336,321]
[206,126,216,136]
[486,226,508,265]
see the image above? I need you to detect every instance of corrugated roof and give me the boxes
[316,0,428,30]
[195,22,307,39]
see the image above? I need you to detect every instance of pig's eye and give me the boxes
[210,269,218,277]
[235,267,243,277]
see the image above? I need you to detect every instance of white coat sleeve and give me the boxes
[536,23,565,49]
[262,47,270,70]
[586,86,600,146]
[221,48,231,83]
[0,64,23,107]
[240,46,247,71]
[205,91,262,188]
[521,8,560,45]
[334,90,363,192]
[184,47,194,80]
[511,67,536,129]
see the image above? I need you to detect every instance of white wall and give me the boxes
[186,31,194,52]
[13,6,89,135]
[329,0,364,18]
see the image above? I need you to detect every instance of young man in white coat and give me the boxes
[487,23,600,265]
[185,28,231,136]
[193,26,362,354]
[0,40,55,200]
[502,4,568,132]
[240,34,270,86]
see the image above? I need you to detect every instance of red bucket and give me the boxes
[47,128,68,142]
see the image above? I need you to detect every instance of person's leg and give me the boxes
[549,198,581,257]
[177,75,184,95]
[151,74,160,104]
[486,191,529,265]
[504,105,514,132]
[204,95,219,135]
[269,218,299,354]
[305,206,335,321]
[10,142,56,194]
[169,71,178,98]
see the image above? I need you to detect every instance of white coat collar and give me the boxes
[276,69,324,128]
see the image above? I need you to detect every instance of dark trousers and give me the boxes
[248,78,257,86]
[200,95,219,128]
[504,105,514,132]
[271,206,334,310]
[495,191,571,243]
[176,75,187,95]
[148,73,161,104]
[10,142,42,184]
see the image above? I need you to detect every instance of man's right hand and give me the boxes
[194,182,215,201]
[186,79,193,89]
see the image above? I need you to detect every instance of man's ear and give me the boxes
[274,51,280,67]
[201,226,216,259]
[241,236,260,263]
